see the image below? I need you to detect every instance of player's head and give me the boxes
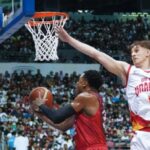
[129,40,150,50]
[18,130,23,135]
[76,70,102,94]
[129,40,150,67]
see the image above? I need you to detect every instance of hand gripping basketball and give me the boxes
[29,87,53,112]
[32,92,46,106]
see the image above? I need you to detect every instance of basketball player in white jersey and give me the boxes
[56,27,150,150]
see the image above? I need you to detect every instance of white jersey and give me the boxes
[126,65,150,131]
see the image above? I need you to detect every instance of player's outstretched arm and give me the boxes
[57,27,129,84]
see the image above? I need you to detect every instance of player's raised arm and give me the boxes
[56,27,129,83]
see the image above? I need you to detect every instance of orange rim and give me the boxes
[33,12,69,18]
[27,12,69,26]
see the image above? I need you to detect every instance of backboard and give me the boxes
[0,0,35,43]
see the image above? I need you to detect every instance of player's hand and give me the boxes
[30,101,40,112]
[34,111,44,117]
[31,93,46,111]
[32,97,45,106]
[55,26,70,43]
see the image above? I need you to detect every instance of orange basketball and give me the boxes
[29,87,53,108]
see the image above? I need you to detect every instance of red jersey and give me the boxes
[74,94,107,150]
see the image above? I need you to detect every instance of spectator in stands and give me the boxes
[56,27,150,150]
[14,130,29,150]
[107,137,115,149]
[7,131,16,150]
[31,70,108,150]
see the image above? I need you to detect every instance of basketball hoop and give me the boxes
[25,12,68,61]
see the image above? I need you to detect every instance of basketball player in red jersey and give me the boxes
[56,27,150,150]
[31,70,108,150]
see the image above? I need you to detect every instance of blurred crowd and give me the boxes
[0,69,132,149]
[0,13,149,63]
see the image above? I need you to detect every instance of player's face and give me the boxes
[76,74,86,94]
[131,45,150,67]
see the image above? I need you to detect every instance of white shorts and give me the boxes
[131,131,150,150]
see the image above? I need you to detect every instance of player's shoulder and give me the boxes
[75,92,97,101]
[118,60,130,69]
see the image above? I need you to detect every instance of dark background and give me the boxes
[36,0,150,14]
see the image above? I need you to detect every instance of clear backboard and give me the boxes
[0,0,35,43]
[0,0,22,27]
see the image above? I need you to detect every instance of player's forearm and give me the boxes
[67,36,99,58]
[39,104,76,124]
[53,116,75,131]
[35,112,74,131]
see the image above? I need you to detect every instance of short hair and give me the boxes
[12,131,16,136]
[18,130,23,135]
[83,70,103,90]
[129,40,150,50]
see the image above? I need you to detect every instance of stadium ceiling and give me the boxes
[60,0,139,13]
[36,0,150,14]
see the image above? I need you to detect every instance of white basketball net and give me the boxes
[25,12,68,61]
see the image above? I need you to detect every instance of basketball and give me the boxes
[29,87,53,108]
